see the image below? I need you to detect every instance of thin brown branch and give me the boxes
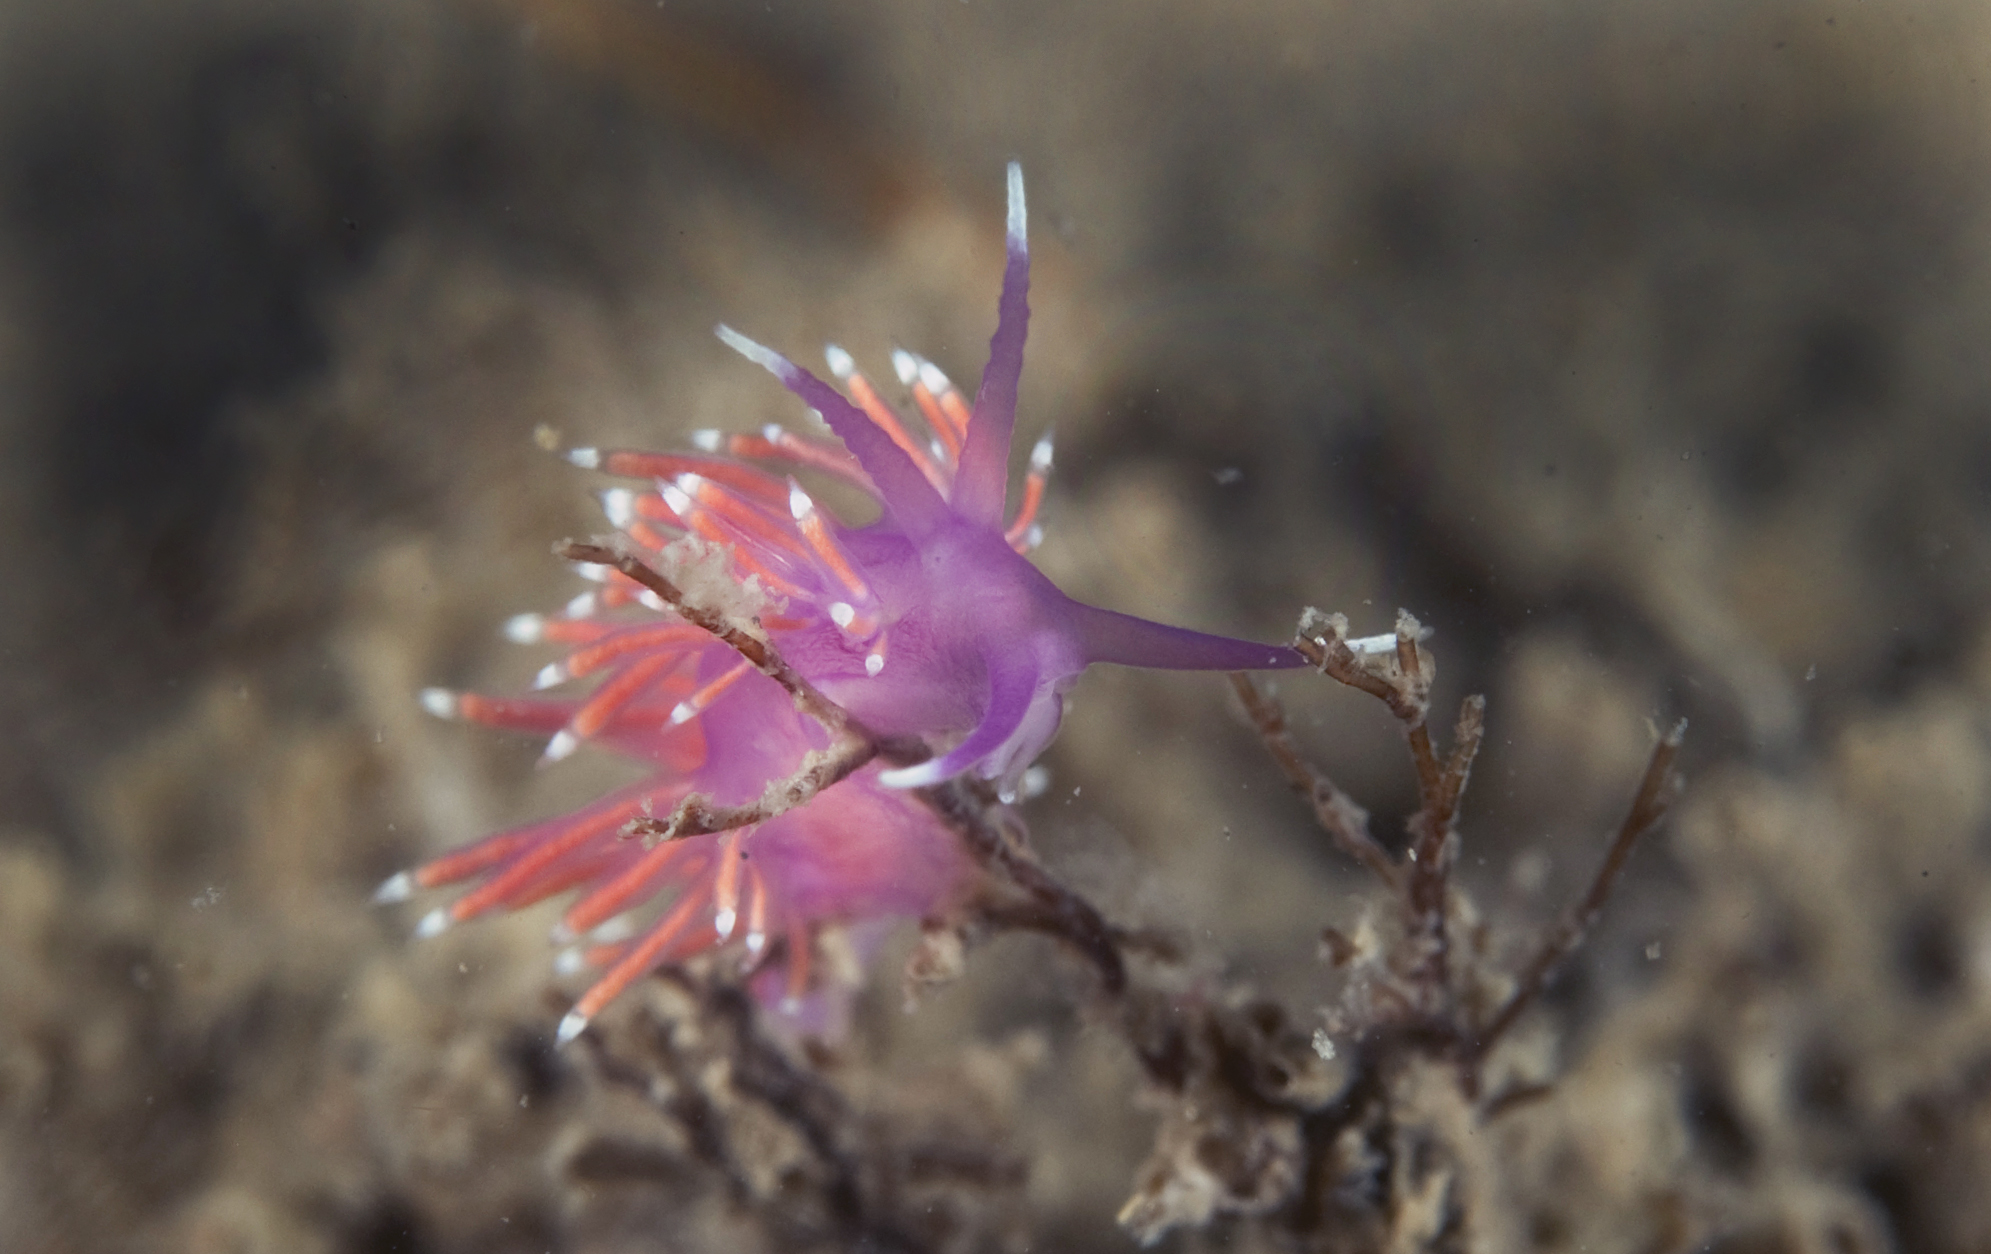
[557,538,929,845]
[1469,718,1687,1064]
[1228,672,1400,890]
[1437,695,1487,822]
[923,777,1128,996]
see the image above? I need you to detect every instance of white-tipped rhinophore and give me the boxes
[891,349,919,386]
[823,343,856,379]
[504,613,546,644]
[1030,431,1056,473]
[414,908,453,939]
[556,1010,590,1046]
[690,429,722,452]
[532,661,568,691]
[418,688,460,720]
[601,488,637,528]
[541,729,581,764]
[372,870,416,904]
[567,446,602,469]
[1006,160,1026,245]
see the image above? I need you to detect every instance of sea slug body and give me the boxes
[386,164,1304,1041]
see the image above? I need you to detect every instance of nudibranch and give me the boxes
[383,164,1305,1043]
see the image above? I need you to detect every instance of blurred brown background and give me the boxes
[4,1,1991,1250]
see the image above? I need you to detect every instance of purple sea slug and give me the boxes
[383,164,1305,1042]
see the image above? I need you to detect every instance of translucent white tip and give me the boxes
[414,908,453,939]
[601,488,636,528]
[1006,160,1026,244]
[788,483,814,520]
[716,324,789,376]
[690,429,722,452]
[1346,632,1403,656]
[762,423,785,442]
[549,920,577,946]
[636,590,668,613]
[532,661,568,691]
[503,613,545,644]
[865,651,885,678]
[541,729,580,763]
[1021,765,1052,800]
[555,1011,590,1046]
[879,759,946,790]
[713,907,737,941]
[573,562,611,584]
[824,343,856,379]
[553,947,588,977]
[372,870,415,904]
[829,602,856,628]
[1030,431,1056,472]
[670,701,697,726]
[564,591,598,620]
[891,349,920,385]
[917,361,952,394]
[660,482,693,517]
[567,446,601,469]
[745,931,766,956]
[418,688,460,720]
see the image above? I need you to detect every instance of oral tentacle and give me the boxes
[877,654,1041,790]
[1071,601,1309,672]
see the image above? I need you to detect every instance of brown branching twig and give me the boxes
[1229,672,1400,890]
[922,776,1129,996]
[556,537,928,845]
[1468,718,1687,1065]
